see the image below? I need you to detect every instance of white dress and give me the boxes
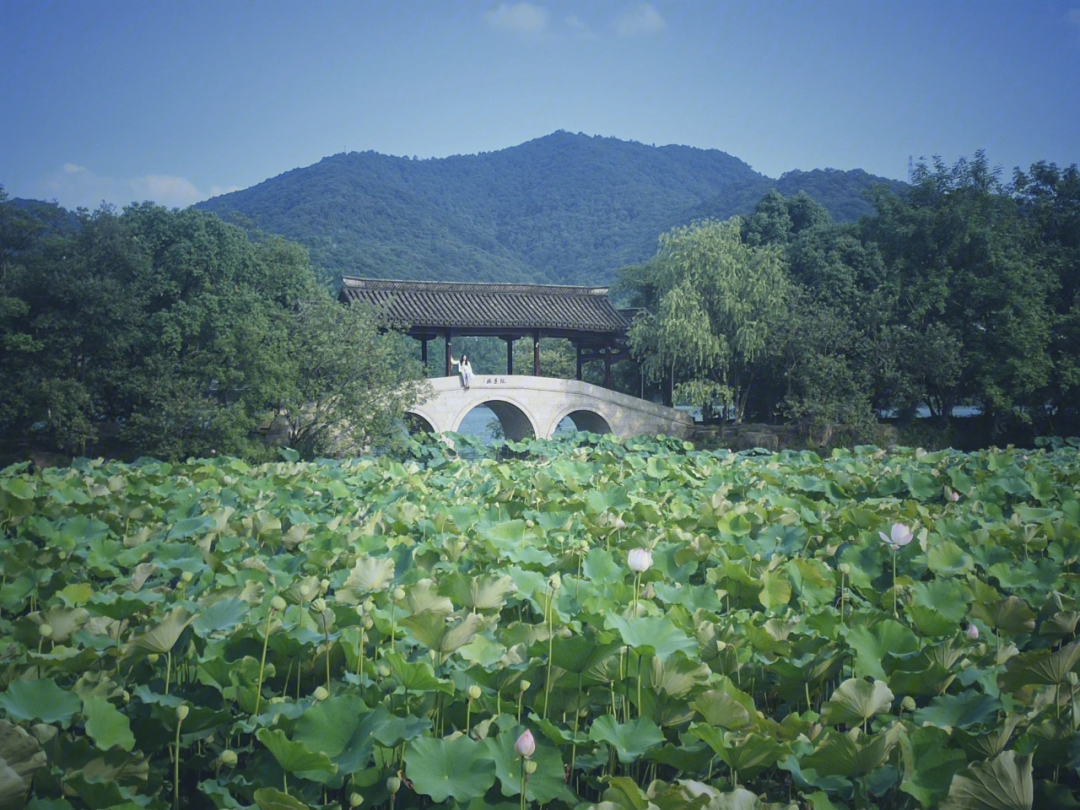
[453,358,474,388]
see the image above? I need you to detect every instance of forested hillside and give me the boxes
[196,131,903,286]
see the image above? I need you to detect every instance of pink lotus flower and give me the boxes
[628,548,653,573]
[879,523,913,551]
[965,624,979,640]
[514,729,535,758]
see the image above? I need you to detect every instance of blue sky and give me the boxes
[3,1,1079,210]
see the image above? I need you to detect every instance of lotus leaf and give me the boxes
[1000,639,1080,692]
[82,695,135,752]
[928,540,975,577]
[914,691,1002,729]
[125,607,195,655]
[690,726,787,782]
[971,595,1037,639]
[0,679,82,727]
[589,715,665,763]
[939,750,1033,810]
[292,698,390,784]
[0,720,47,809]
[399,609,483,655]
[606,615,697,662]
[801,727,899,778]
[253,787,311,810]
[821,679,894,727]
[442,572,516,612]
[403,734,496,803]
[899,726,970,807]
[842,620,919,681]
[256,728,336,777]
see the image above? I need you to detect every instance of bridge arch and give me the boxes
[551,407,612,436]
[450,396,538,442]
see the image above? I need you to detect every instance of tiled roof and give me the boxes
[339,277,631,334]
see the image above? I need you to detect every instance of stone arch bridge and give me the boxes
[408,375,694,441]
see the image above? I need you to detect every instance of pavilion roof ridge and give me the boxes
[341,276,611,297]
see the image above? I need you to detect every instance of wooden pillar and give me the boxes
[532,330,541,376]
[444,329,453,377]
[506,337,514,375]
[575,343,583,381]
[421,338,428,371]
[604,347,612,388]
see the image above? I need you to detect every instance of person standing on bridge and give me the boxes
[452,354,474,389]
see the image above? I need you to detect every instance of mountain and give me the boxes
[195,131,903,286]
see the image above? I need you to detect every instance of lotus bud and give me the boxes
[313,598,327,614]
[524,759,538,774]
[526,519,535,529]
[122,690,130,704]
[355,606,365,617]
[270,595,287,612]
[752,553,761,562]
[270,696,285,704]
[320,578,330,592]
[518,680,530,693]
[514,729,536,758]
[363,617,373,630]
[220,750,238,766]
[965,624,979,640]
[377,664,391,678]
[468,684,482,700]
[313,686,330,701]
[39,623,53,639]
[901,696,917,712]
[548,573,561,591]
[350,793,364,807]
[148,653,160,664]
[386,775,401,795]
[393,587,406,601]
[838,563,850,575]
[176,704,189,722]
[950,490,960,502]
[627,548,653,573]
[363,597,375,612]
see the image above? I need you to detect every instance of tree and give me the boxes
[623,218,790,422]
[0,197,429,462]
[861,153,1054,428]
[275,296,430,458]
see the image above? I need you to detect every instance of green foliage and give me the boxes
[0,192,426,462]
[624,218,791,420]
[2,438,1080,807]
[194,132,902,287]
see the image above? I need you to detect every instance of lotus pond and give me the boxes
[2,434,1080,810]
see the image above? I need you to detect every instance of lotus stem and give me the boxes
[255,602,278,716]
[543,585,554,720]
[322,610,331,694]
[165,650,172,695]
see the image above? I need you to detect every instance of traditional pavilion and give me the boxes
[339,277,637,387]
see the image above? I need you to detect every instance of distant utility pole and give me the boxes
[907,155,914,183]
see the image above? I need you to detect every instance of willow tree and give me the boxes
[625,218,790,423]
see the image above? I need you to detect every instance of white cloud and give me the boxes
[564,14,597,39]
[485,2,548,34]
[35,164,228,210]
[614,3,665,36]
